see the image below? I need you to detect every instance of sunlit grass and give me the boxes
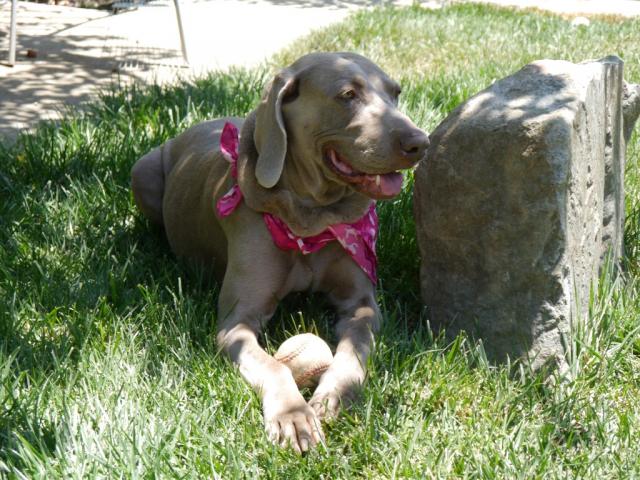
[1,3,639,478]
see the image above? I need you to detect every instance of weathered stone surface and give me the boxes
[623,82,640,143]
[414,56,640,370]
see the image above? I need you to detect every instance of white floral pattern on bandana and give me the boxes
[216,122,378,284]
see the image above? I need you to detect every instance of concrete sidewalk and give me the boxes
[0,0,366,141]
[1,0,639,142]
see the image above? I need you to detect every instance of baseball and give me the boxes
[274,333,333,388]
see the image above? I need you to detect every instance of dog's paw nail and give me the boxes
[266,422,280,444]
[264,399,324,453]
[299,436,310,452]
[310,394,341,421]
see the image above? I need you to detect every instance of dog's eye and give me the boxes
[339,89,357,101]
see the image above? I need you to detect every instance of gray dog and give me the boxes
[131,52,429,452]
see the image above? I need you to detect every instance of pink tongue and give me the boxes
[329,149,404,198]
[362,172,404,198]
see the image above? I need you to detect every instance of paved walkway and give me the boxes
[0,0,369,141]
[1,0,639,142]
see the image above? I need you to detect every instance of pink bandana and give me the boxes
[216,122,378,284]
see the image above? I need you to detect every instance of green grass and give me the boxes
[1,3,640,478]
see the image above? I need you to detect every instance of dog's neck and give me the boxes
[237,113,372,237]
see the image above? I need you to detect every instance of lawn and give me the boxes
[1,3,639,478]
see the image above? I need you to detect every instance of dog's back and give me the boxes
[131,117,244,272]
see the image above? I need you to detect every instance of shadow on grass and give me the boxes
[0,69,264,367]
[0,61,443,469]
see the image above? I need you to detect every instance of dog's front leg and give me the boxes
[216,276,323,453]
[310,264,380,420]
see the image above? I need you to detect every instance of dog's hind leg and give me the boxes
[131,144,169,226]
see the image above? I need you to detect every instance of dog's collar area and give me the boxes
[216,122,378,284]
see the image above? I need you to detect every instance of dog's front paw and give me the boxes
[263,391,324,454]
[309,364,364,421]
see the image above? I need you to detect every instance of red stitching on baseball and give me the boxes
[295,364,330,385]
[274,343,307,363]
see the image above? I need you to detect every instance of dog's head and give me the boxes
[252,52,429,201]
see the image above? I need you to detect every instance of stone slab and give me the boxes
[414,56,639,370]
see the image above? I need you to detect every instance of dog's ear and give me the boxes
[253,70,298,189]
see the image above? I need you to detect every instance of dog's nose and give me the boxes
[400,131,430,162]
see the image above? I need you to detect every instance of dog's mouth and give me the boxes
[324,148,404,199]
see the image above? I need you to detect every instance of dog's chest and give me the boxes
[281,257,314,294]
[280,243,348,297]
